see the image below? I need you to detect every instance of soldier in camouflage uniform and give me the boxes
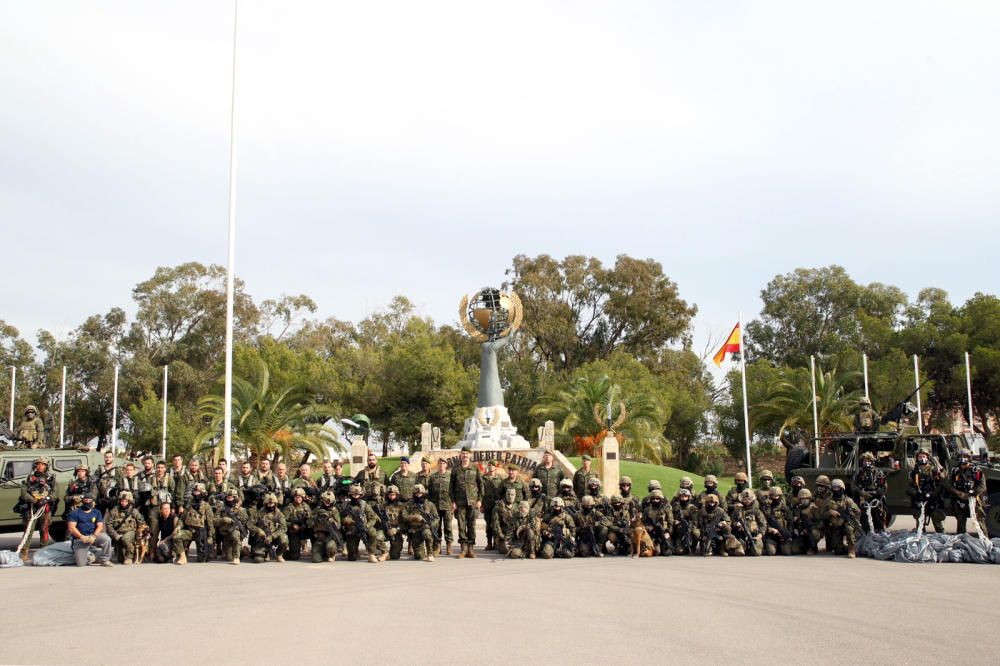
[790,489,823,555]
[697,475,724,509]
[813,475,835,549]
[64,463,96,519]
[402,484,438,562]
[604,495,634,556]
[389,457,417,501]
[671,489,699,555]
[554,478,579,516]
[427,457,454,555]
[15,405,45,448]
[823,479,861,558]
[586,477,609,514]
[480,460,504,550]
[502,464,527,502]
[788,475,807,509]
[95,450,122,514]
[507,500,541,559]
[382,485,407,560]
[670,476,695,507]
[118,462,142,504]
[730,489,765,557]
[618,476,640,515]
[207,466,240,502]
[176,458,207,506]
[340,484,386,563]
[853,396,880,433]
[755,470,775,507]
[308,491,343,563]
[641,489,673,556]
[176,483,214,565]
[761,487,792,556]
[698,494,738,556]
[527,478,548,517]
[215,487,249,565]
[272,463,293,507]
[415,459,433,497]
[533,450,564,498]
[573,495,605,557]
[249,493,288,563]
[908,449,945,533]
[291,463,319,507]
[573,454,598,499]
[944,449,989,536]
[451,446,484,558]
[146,462,174,542]
[18,457,58,552]
[105,490,146,564]
[726,472,750,512]
[493,487,519,554]
[235,460,258,495]
[853,451,887,533]
[354,452,388,507]
[539,497,576,559]
[640,480,662,512]
[283,487,313,561]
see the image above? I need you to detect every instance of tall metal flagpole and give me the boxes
[738,314,752,486]
[110,363,119,454]
[222,0,240,465]
[161,365,169,459]
[862,353,870,399]
[965,352,974,433]
[810,355,819,464]
[8,367,15,426]
[913,355,923,435]
[59,366,67,446]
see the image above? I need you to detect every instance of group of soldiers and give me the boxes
[17,440,991,565]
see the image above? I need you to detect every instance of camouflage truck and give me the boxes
[0,446,106,542]
[791,430,1000,537]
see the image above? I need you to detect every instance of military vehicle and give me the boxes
[791,430,1000,537]
[0,446,105,542]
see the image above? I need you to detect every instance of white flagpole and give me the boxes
[110,363,119,454]
[913,354,923,435]
[222,0,240,466]
[59,366,67,446]
[161,365,169,459]
[862,353,870,399]
[8,367,15,427]
[965,352,974,433]
[810,355,819,464]
[738,314,752,487]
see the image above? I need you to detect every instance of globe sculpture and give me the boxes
[455,287,529,449]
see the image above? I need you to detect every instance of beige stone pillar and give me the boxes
[600,433,620,497]
[349,437,368,476]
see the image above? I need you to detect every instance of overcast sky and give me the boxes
[2,1,998,359]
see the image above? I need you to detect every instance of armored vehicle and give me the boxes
[791,430,1000,537]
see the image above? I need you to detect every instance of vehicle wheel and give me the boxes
[48,522,68,543]
[986,493,1000,539]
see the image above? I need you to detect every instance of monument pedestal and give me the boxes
[456,405,530,450]
[599,433,620,495]
[349,437,369,476]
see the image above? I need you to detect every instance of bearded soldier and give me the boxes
[215,487,249,565]
[176,483,214,565]
[539,497,576,559]
[823,479,861,558]
[354,452,388,507]
[15,405,45,448]
[235,460,258,494]
[176,458,206,505]
[283,488,312,561]
[730,489,766,557]
[105,490,146,564]
[451,446,484,558]
[146,461,174,539]
[250,493,288,563]
[642,489,673,556]
[671,488,699,555]
[308,491,343,564]
[944,449,989,536]
[95,451,122,514]
[402,484,438,562]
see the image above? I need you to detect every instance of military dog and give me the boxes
[630,513,654,558]
[134,523,150,564]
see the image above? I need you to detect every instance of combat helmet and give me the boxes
[320,491,335,504]
[739,489,755,503]
[648,480,662,492]
[550,497,565,508]
[816,475,831,488]
[387,485,400,496]
[118,490,134,502]
[413,484,427,495]
[649,489,664,500]
[734,472,748,484]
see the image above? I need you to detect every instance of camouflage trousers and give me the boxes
[287,527,312,561]
[455,505,477,545]
[764,534,791,556]
[539,537,575,559]
[826,520,858,553]
[671,525,700,555]
[112,531,139,563]
[345,527,386,561]
[311,533,341,563]
[251,533,288,561]
[434,507,453,545]
[953,499,988,537]
[912,502,946,533]
[407,526,435,560]
[606,526,631,555]
[175,528,213,562]
[507,526,539,559]
[217,528,243,561]
[387,528,405,560]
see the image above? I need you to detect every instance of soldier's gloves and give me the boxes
[222,517,233,524]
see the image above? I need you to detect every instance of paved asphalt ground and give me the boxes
[1,517,996,666]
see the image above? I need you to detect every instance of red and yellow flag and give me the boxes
[713,322,741,367]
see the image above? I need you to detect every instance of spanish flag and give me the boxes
[713,322,741,367]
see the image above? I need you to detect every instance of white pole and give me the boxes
[738,314,752,487]
[810,355,819,464]
[222,0,240,466]
[862,353,870,399]
[59,366,67,446]
[8,367,15,427]
[110,363,119,454]
[912,355,923,434]
[161,365,169,459]
[965,352,974,434]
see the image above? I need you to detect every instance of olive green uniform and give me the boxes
[308,503,343,563]
[402,497,439,561]
[249,505,288,562]
[533,465,564,499]
[215,502,250,561]
[283,502,312,560]
[105,505,146,563]
[573,468,598,499]
[451,463,484,546]
[389,470,417,502]
[427,470,454,547]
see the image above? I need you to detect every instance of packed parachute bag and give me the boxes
[857,498,999,564]
[32,541,91,567]
[0,505,47,568]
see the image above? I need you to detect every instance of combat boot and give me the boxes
[368,553,378,563]
[379,551,389,562]
[427,554,434,562]
[445,543,452,556]
[276,555,285,563]
[467,544,476,559]
[457,543,466,558]
[231,557,240,565]
[848,545,857,559]
[177,551,188,566]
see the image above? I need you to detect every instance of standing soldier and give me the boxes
[257,458,275,492]
[383,485,406,560]
[533,450,564,498]
[451,446,484,559]
[354,451,388,507]
[853,396,880,433]
[671,477,695,507]
[207,466,238,501]
[908,448,946,533]
[555,478,579,515]
[64,464,96,519]
[95,450,122,514]
[18,456,58,554]
[573,454,598,499]
[283,488,312,561]
[944,449,989,536]
[389,457,417,501]
[853,452,887,533]
[147,461,174,544]
[249,493,288,563]
[730,489,765,557]
[415,458,433,494]
[761,487,792,556]
[340,484,386,563]
[526,478,548,517]
[308,491,343,564]
[177,458,206,505]
[671,489,699,555]
[291,463,319,506]
[331,460,352,505]
[167,454,185,487]
[316,459,337,495]
[539,497,576,559]
[272,462,293,506]
[790,489,823,555]
[755,470,776,507]
[493,487,519,555]
[119,462,142,501]
[235,460,258,494]
[15,405,45,448]
[642,489,673,556]
[697,475,724,509]
[215,487,249,565]
[105,490,146,564]
[823,479,861,558]
[480,460,504,550]
[698,494,738,556]
[726,472,751,512]
[428,457,454,555]
[403,484,438,562]
[502,464,526,502]
[176,483,214,565]
[508,500,541,559]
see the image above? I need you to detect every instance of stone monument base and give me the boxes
[454,405,530,450]
[411,447,575,484]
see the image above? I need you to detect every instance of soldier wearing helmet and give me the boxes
[670,488,699,555]
[944,449,988,536]
[790,489,823,555]
[729,489,765,556]
[789,476,807,508]
[618,476,640,514]
[755,470,775,506]
[291,462,320,508]
[853,396,880,433]
[308,490,343,564]
[249,492,288,563]
[697,474,723,509]
[697,493,738,556]
[761,486,792,556]
[176,482,215,565]
[64,463,96,519]
[382,484,407,560]
[671,476,695,507]
[557,477,579,515]
[641,489,673,556]
[907,448,946,533]
[283,486,313,561]
[215,486,249,565]
[15,405,45,449]
[507,500,541,559]
[640,479,663,512]
[726,472,750,512]
[574,493,606,558]
[585,476,608,513]
[340,484,387,563]
[17,456,58,555]
[853,451,887,533]
[105,489,147,564]
[539,496,576,559]
[402,483,438,562]
[822,479,861,558]
[527,478,547,517]
[605,494,634,556]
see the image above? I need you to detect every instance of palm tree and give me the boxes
[195,358,343,467]
[530,374,668,463]
[752,363,862,438]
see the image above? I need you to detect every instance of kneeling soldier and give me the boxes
[340,484,387,563]
[642,489,673,556]
[730,489,765,556]
[671,489,700,555]
[216,487,249,565]
[384,485,406,560]
[106,490,146,564]
[823,479,861,558]
[308,491,344,563]
[283,487,312,561]
[403,484,438,562]
[508,500,540,559]
[250,493,288,563]
[539,497,576,559]
[698,494,738,556]
[176,483,214,565]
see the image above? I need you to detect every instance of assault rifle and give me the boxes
[793,510,818,552]
[220,503,248,542]
[576,522,600,556]
[732,511,758,556]
[346,504,371,551]
[701,516,722,556]
[412,504,440,543]
[674,513,693,553]
[764,511,791,542]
